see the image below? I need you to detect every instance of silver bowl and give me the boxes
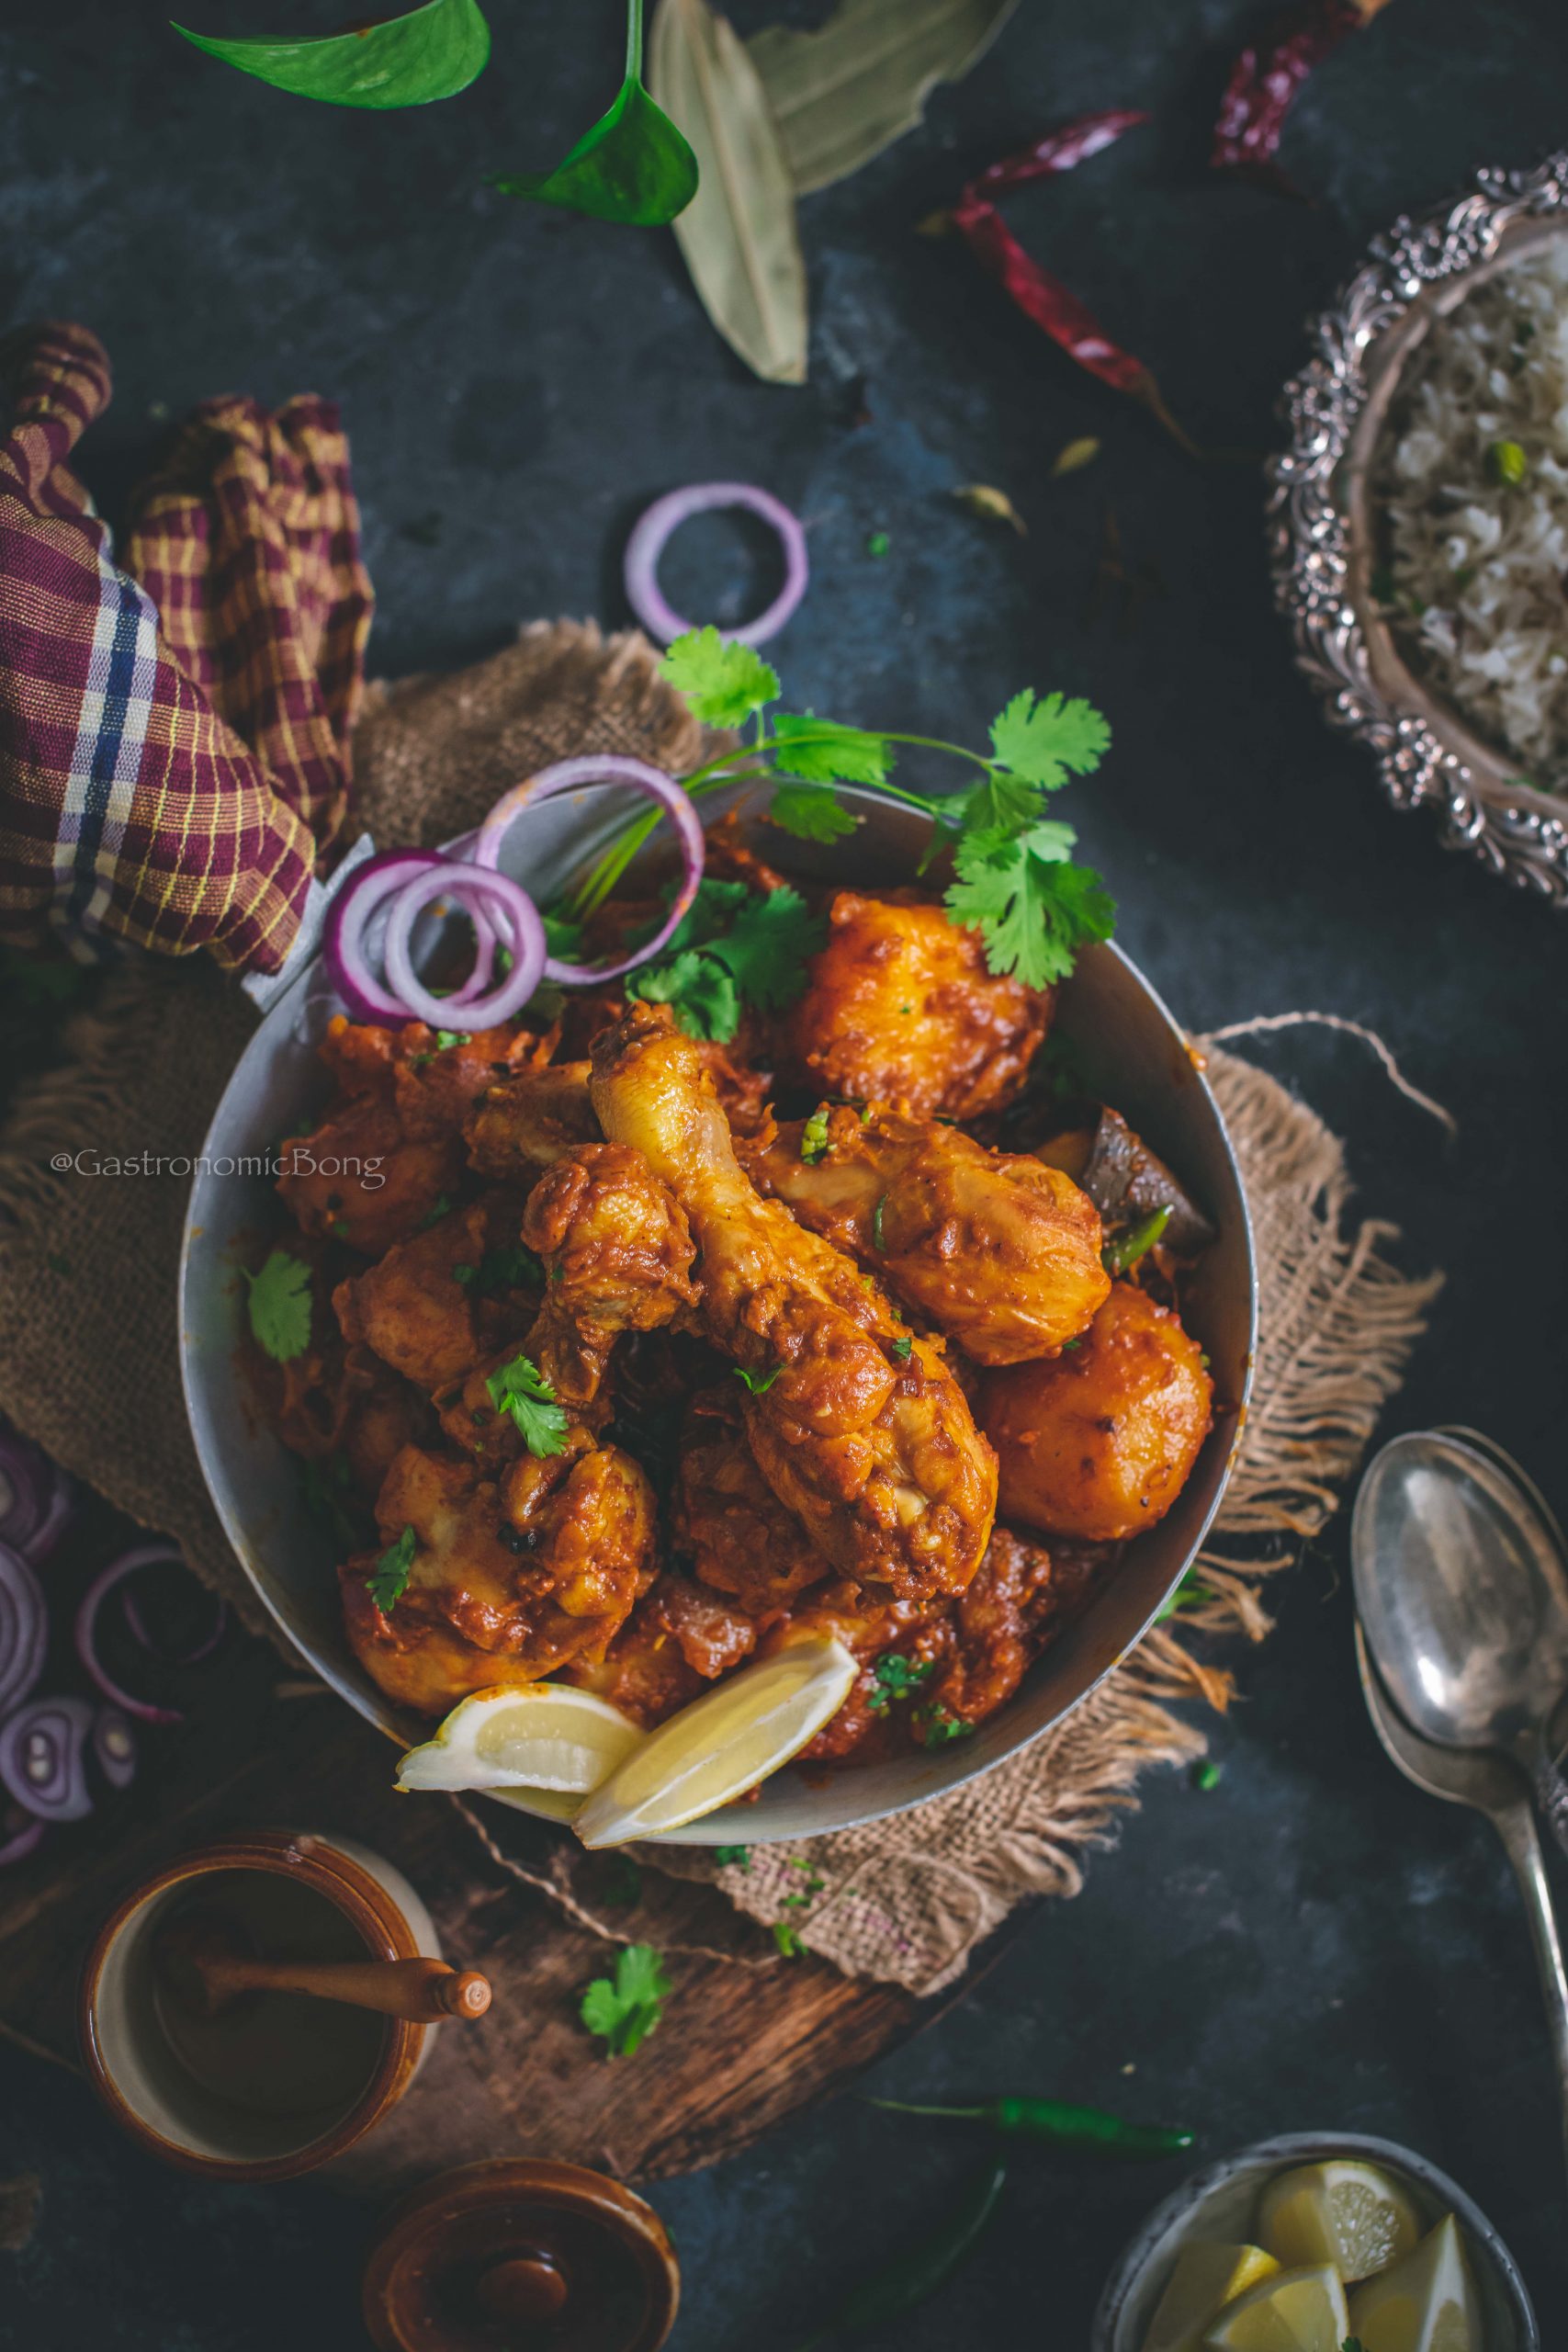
[1092,2130,1539,2350]
[1270,149,1568,904]
[179,785,1256,1843]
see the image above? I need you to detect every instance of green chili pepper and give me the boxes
[870,2095,1192,2157]
[1102,1204,1170,1277]
[790,2154,1006,2350]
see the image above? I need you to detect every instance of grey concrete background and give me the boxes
[3,0,1567,2343]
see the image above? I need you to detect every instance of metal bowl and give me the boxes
[179,785,1256,1844]
[1270,149,1568,905]
[1092,2130,1539,2350]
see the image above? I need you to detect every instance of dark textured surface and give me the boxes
[5,0,1568,2343]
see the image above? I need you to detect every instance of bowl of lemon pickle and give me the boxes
[1092,2132,1538,2352]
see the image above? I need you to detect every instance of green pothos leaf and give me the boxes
[493,0,697,225]
[173,0,491,108]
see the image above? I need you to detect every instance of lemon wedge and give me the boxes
[1347,2214,1481,2352]
[1201,2264,1349,2351]
[1143,2243,1281,2352]
[1258,2159,1421,2283]
[395,1684,642,1796]
[573,1635,858,1848]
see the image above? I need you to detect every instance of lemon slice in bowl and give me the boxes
[395,1684,642,1796]
[1258,2159,1421,2282]
[1201,2264,1348,2350]
[1346,2213,1481,2352]
[573,1635,858,1849]
[1142,2244,1280,2352]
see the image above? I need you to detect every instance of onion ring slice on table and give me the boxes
[624,481,807,646]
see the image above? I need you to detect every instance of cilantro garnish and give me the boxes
[715,1844,751,1869]
[773,1919,806,1959]
[1193,1759,1223,1792]
[1102,1205,1170,1277]
[890,1335,913,1365]
[799,1105,831,1164]
[366,1524,416,1613]
[913,1701,975,1748]
[626,878,825,1041]
[579,1941,671,2057]
[485,1352,570,1457]
[867,1652,934,1714]
[434,1031,465,1051]
[245,1250,313,1363]
[419,1193,454,1230]
[645,635,1115,994]
[734,1363,783,1396]
[1156,1571,1217,1623]
[626,950,739,1041]
[872,1193,887,1250]
[455,1245,542,1296]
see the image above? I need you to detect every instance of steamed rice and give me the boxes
[1374,239,1568,791]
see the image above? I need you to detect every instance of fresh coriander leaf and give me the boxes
[1102,1204,1170,1276]
[772,713,890,787]
[1193,1759,1223,1792]
[543,909,585,962]
[245,1250,313,1363]
[773,1919,806,1958]
[626,950,739,1042]
[865,531,890,559]
[485,1352,570,1457]
[954,765,1047,840]
[945,825,1115,991]
[1156,1572,1217,1623]
[988,689,1111,790]
[703,887,825,1012]
[420,1192,454,1229]
[867,1652,934,1712]
[366,1525,417,1613]
[434,1031,465,1050]
[715,1844,751,1869]
[659,628,779,728]
[872,1193,886,1250]
[579,1941,671,2058]
[769,779,861,844]
[799,1105,831,1164]
[890,1334,913,1364]
[733,1363,783,1395]
[913,1700,975,1748]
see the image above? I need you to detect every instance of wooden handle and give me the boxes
[201,1950,492,2024]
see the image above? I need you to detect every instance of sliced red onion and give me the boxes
[624,481,808,647]
[382,865,547,1032]
[0,1543,48,1722]
[93,1708,138,1792]
[122,1577,226,1667]
[322,848,451,1025]
[75,1546,206,1725]
[0,1696,95,1822]
[0,1422,73,1564]
[472,757,705,984]
[0,1803,44,1869]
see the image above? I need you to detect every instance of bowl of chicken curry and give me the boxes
[180,783,1254,1843]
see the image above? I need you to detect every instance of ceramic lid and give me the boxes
[362,2158,679,2352]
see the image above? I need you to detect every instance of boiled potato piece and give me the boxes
[978,1282,1213,1541]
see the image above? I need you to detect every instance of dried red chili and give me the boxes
[1211,0,1393,192]
[946,111,1198,455]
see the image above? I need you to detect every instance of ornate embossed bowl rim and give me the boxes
[1269,150,1568,905]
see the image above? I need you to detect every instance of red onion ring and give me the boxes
[122,1577,227,1667]
[0,1803,44,1868]
[472,757,705,985]
[624,481,808,647]
[93,1708,138,1792]
[323,849,450,1024]
[75,1546,211,1725]
[0,1696,96,1822]
[0,1541,48,1722]
[382,865,547,1031]
[0,1422,73,1565]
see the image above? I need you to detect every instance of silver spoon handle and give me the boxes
[1490,1797,1568,2187]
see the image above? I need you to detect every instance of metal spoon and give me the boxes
[1356,1626,1568,2185]
[1351,1428,1568,1854]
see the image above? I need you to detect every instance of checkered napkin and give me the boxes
[0,321,371,973]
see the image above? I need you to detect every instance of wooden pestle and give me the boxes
[157,1912,491,2025]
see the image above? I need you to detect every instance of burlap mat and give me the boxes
[0,620,1442,1995]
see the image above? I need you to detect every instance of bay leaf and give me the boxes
[649,0,807,385]
[749,0,1016,198]
[173,0,491,109]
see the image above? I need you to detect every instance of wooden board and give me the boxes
[0,1516,1011,2192]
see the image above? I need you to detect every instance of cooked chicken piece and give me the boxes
[519,1143,699,1408]
[740,1105,1109,1363]
[321,1013,552,1137]
[341,1360,433,1500]
[278,1093,461,1255]
[674,1387,832,1614]
[562,1589,708,1727]
[978,1281,1213,1542]
[466,1061,600,1179]
[925,1526,1055,1728]
[591,1002,998,1601]
[334,1201,493,1393]
[343,1435,655,1714]
[781,891,1051,1120]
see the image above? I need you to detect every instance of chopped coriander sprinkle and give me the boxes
[733,1363,783,1396]
[366,1524,416,1613]
[484,1352,570,1457]
[913,1700,975,1748]
[865,530,890,559]
[872,1193,887,1250]
[1193,1759,1223,1792]
[890,1335,913,1364]
[799,1104,831,1164]
[867,1652,934,1713]
[1487,437,1529,487]
[714,1845,751,1870]
[773,1919,806,1958]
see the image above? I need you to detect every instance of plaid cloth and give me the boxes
[0,322,371,974]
